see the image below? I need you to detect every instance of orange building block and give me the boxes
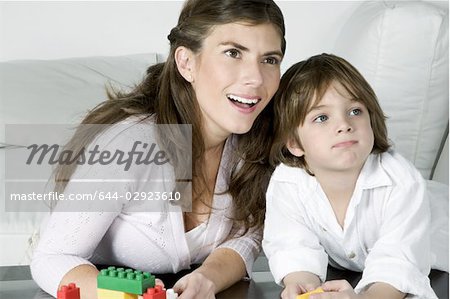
[296,287,324,299]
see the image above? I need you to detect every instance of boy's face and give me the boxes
[288,82,374,175]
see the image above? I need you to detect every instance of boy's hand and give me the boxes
[281,271,322,299]
[309,280,361,299]
[282,282,318,299]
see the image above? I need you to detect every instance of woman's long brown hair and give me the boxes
[54,0,286,232]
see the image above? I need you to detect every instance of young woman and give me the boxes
[30,1,286,298]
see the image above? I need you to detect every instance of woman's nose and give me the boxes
[242,61,264,87]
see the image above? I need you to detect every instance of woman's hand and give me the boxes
[155,278,165,288]
[310,280,360,299]
[173,271,216,299]
[171,247,247,298]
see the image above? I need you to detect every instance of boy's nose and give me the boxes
[337,120,353,134]
[338,126,353,133]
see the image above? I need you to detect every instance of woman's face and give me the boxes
[190,22,283,143]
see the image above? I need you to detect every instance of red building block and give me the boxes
[143,285,166,299]
[57,283,80,299]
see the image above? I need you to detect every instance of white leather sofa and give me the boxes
[0,53,158,265]
[0,1,448,270]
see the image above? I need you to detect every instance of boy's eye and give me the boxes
[350,108,362,116]
[314,115,328,123]
[263,57,280,65]
[225,49,240,58]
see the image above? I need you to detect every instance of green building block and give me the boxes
[97,266,155,295]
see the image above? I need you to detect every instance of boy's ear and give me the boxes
[286,138,305,157]
[174,46,195,83]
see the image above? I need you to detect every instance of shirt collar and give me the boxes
[356,153,392,190]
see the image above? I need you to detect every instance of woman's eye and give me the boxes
[225,49,240,58]
[350,108,362,116]
[314,115,328,123]
[263,57,280,65]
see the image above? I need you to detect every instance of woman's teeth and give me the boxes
[227,94,259,107]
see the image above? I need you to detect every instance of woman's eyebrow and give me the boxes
[219,41,283,57]
[219,41,249,51]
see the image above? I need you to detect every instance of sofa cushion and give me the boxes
[0,53,157,265]
[0,53,157,139]
[333,1,449,180]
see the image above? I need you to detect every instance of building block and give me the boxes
[166,288,178,299]
[143,285,166,299]
[97,288,139,299]
[57,283,80,299]
[97,266,155,295]
[296,287,324,299]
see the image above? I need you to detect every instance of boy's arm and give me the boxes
[354,153,435,298]
[263,178,328,285]
[319,280,405,299]
[360,282,405,299]
[283,271,321,285]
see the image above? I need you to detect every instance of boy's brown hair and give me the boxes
[270,53,390,169]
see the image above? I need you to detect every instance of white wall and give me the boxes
[0,1,182,61]
[0,1,361,73]
[1,1,447,72]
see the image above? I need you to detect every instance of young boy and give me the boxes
[263,53,438,299]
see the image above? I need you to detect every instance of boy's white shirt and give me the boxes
[263,150,439,299]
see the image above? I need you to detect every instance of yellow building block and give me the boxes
[97,288,139,299]
[296,287,324,299]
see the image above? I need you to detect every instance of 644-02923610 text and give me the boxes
[9,191,181,201]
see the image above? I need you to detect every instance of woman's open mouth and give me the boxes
[227,94,261,109]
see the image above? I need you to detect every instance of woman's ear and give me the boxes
[286,138,304,157]
[174,46,195,83]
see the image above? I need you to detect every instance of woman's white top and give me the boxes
[30,116,261,297]
[263,151,445,299]
[185,222,208,265]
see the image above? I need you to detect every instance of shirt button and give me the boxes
[348,251,356,259]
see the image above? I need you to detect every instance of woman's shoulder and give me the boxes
[117,114,156,125]
[111,114,157,135]
[90,114,157,147]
